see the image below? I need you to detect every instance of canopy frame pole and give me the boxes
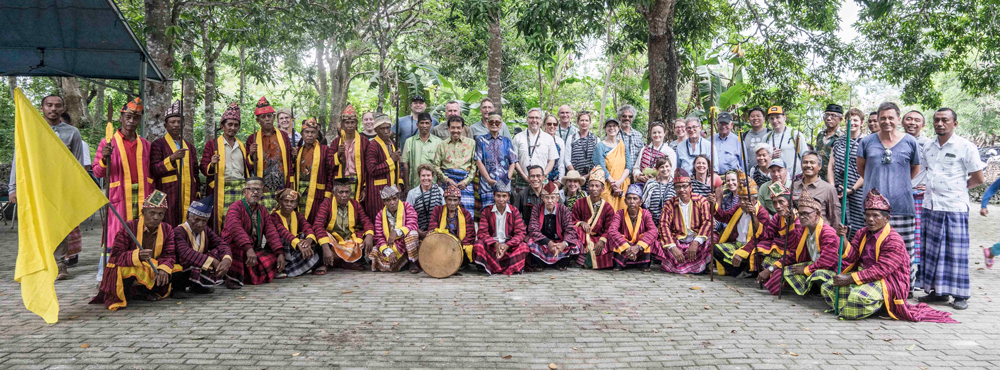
[139,54,147,136]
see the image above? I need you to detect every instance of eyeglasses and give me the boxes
[245,187,263,193]
[882,149,893,164]
[798,209,816,217]
[545,122,559,127]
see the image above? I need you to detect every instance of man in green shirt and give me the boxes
[401,112,442,193]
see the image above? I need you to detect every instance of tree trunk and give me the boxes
[326,45,357,140]
[91,82,105,141]
[239,46,246,105]
[143,0,176,140]
[376,47,388,113]
[183,77,197,144]
[644,0,678,124]
[7,76,15,99]
[487,5,503,114]
[202,17,226,141]
[60,77,86,127]
[316,39,330,136]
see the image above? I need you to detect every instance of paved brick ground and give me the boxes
[2,207,1000,369]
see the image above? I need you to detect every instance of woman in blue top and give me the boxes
[981,177,1000,268]
[592,118,633,210]
[856,102,921,289]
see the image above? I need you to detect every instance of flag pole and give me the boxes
[778,134,801,299]
[98,102,114,280]
[708,107,716,282]
[834,111,853,316]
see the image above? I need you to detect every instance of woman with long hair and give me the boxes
[691,155,717,198]
[640,156,676,221]
[827,107,865,234]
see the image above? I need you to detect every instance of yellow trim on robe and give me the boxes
[214,135,247,227]
[435,206,472,261]
[164,132,193,223]
[254,129,290,184]
[378,201,407,256]
[373,136,401,186]
[113,130,148,221]
[295,143,323,218]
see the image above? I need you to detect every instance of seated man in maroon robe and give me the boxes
[606,184,663,272]
[371,185,420,272]
[712,175,770,277]
[428,185,477,273]
[814,189,957,323]
[473,181,529,275]
[751,182,800,279]
[91,190,179,311]
[172,196,232,296]
[658,169,714,274]
[313,178,374,271]
[222,177,286,288]
[759,189,840,295]
[270,188,321,278]
[527,182,580,271]
[572,167,617,269]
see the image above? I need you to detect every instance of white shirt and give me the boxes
[911,134,933,188]
[223,137,246,181]
[766,127,808,175]
[677,200,708,245]
[736,212,752,244]
[513,129,559,172]
[806,228,819,262]
[922,134,986,212]
[492,204,511,243]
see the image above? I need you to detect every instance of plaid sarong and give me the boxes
[370,234,419,272]
[129,183,140,217]
[913,191,923,265]
[658,240,712,274]
[442,168,475,215]
[297,180,312,211]
[283,244,321,277]
[221,179,246,226]
[919,209,971,299]
[782,262,815,296]
[889,215,917,291]
[512,173,529,194]
[65,226,83,260]
[529,242,578,265]
[713,242,743,276]
[813,269,884,320]
[473,242,529,275]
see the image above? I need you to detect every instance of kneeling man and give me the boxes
[91,190,178,310]
[428,185,476,273]
[527,182,580,271]
[223,177,285,287]
[658,169,713,274]
[173,196,232,296]
[606,184,662,271]
[759,190,839,295]
[371,186,419,272]
[270,188,322,277]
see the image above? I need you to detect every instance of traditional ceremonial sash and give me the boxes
[794,219,824,261]
[379,201,408,256]
[373,136,400,186]
[335,132,365,201]
[135,217,177,273]
[254,129,290,182]
[719,203,764,243]
[112,131,148,221]
[295,144,323,218]
[179,223,206,253]
[851,223,894,318]
[163,133,192,223]
[326,200,362,243]
[214,136,247,226]
[624,210,642,244]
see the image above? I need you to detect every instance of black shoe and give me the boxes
[917,294,950,303]
[65,256,79,267]
[171,290,191,300]
[952,298,969,310]
[189,284,215,295]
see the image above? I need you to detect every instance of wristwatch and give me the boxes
[767,266,775,272]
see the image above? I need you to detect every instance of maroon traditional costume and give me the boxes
[151,101,201,226]
[429,185,477,263]
[222,179,284,285]
[606,185,663,269]
[363,114,403,220]
[763,191,841,295]
[751,182,799,271]
[295,118,334,223]
[473,182,529,275]
[91,191,179,311]
[527,182,581,268]
[371,186,420,272]
[658,169,714,274]
[712,175,771,276]
[572,168,617,268]
[172,197,231,290]
[246,96,294,208]
[815,189,957,323]
[200,103,251,233]
[313,195,374,264]
[270,189,322,277]
[330,105,368,202]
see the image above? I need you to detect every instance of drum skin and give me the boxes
[419,232,462,278]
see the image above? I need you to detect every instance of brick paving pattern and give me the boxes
[1,208,1000,369]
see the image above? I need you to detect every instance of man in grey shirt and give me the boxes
[8,95,86,280]
[470,97,511,139]
[392,94,439,146]
[617,105,645,168]
[742,107,771,165]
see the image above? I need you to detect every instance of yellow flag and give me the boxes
[12,88,108,324]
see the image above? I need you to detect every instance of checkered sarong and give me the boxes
[813,269,884,320]
[442,168,475,215]
[283,244,321,277]
[65,226,83,260]
[297,180,312,211]
[129,183,140,217]
[919,209,971,299]
[783,262,815,296]
[712,242,743,276]
[221,179,246,226]
[913,191,923,265]
[370,234,419,272]
[889,215,917,291]
[512,173,529,194]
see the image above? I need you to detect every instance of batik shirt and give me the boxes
[475,134,519,185]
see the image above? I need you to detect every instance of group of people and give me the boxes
[15,93,992,324]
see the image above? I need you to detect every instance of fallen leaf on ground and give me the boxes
[789,352,798,356]
[421,345,427,350]
[292,353,300,357]
[653,329,659,333]
[177,302,182,305]
[80,344,90,348]
[572,347,578,350]
[342,290,354,294]
[703,305,711,310]
[550,276,555,279]
[883,338,892,342]
[906,344,916,351]
[549,364,558,369]
[832,352,842,356]
[690,286,701,290]
[503,355,512,359]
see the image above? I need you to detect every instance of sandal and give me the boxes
[984,247,994,269]
[409,266,421,274]
[314,266,328,275]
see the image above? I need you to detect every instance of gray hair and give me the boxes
[685,117,702,125]
[527,107,544,117]
[445,100,462,108]
[617,105,637,118]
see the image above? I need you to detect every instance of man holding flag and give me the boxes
[13,88,108,323]
[8,94,87,280]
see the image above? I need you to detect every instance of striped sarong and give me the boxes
[283,244,321,277]
[297,180,312,211]
[889,215,917,291]
[913,191,924,265]
[370,234,419,272]
[442,168,475,215]
[659,239,712,274]
[782,262,815,296]
[919,209,971,299]
[813,269,884,320]
[65,226,83,261]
